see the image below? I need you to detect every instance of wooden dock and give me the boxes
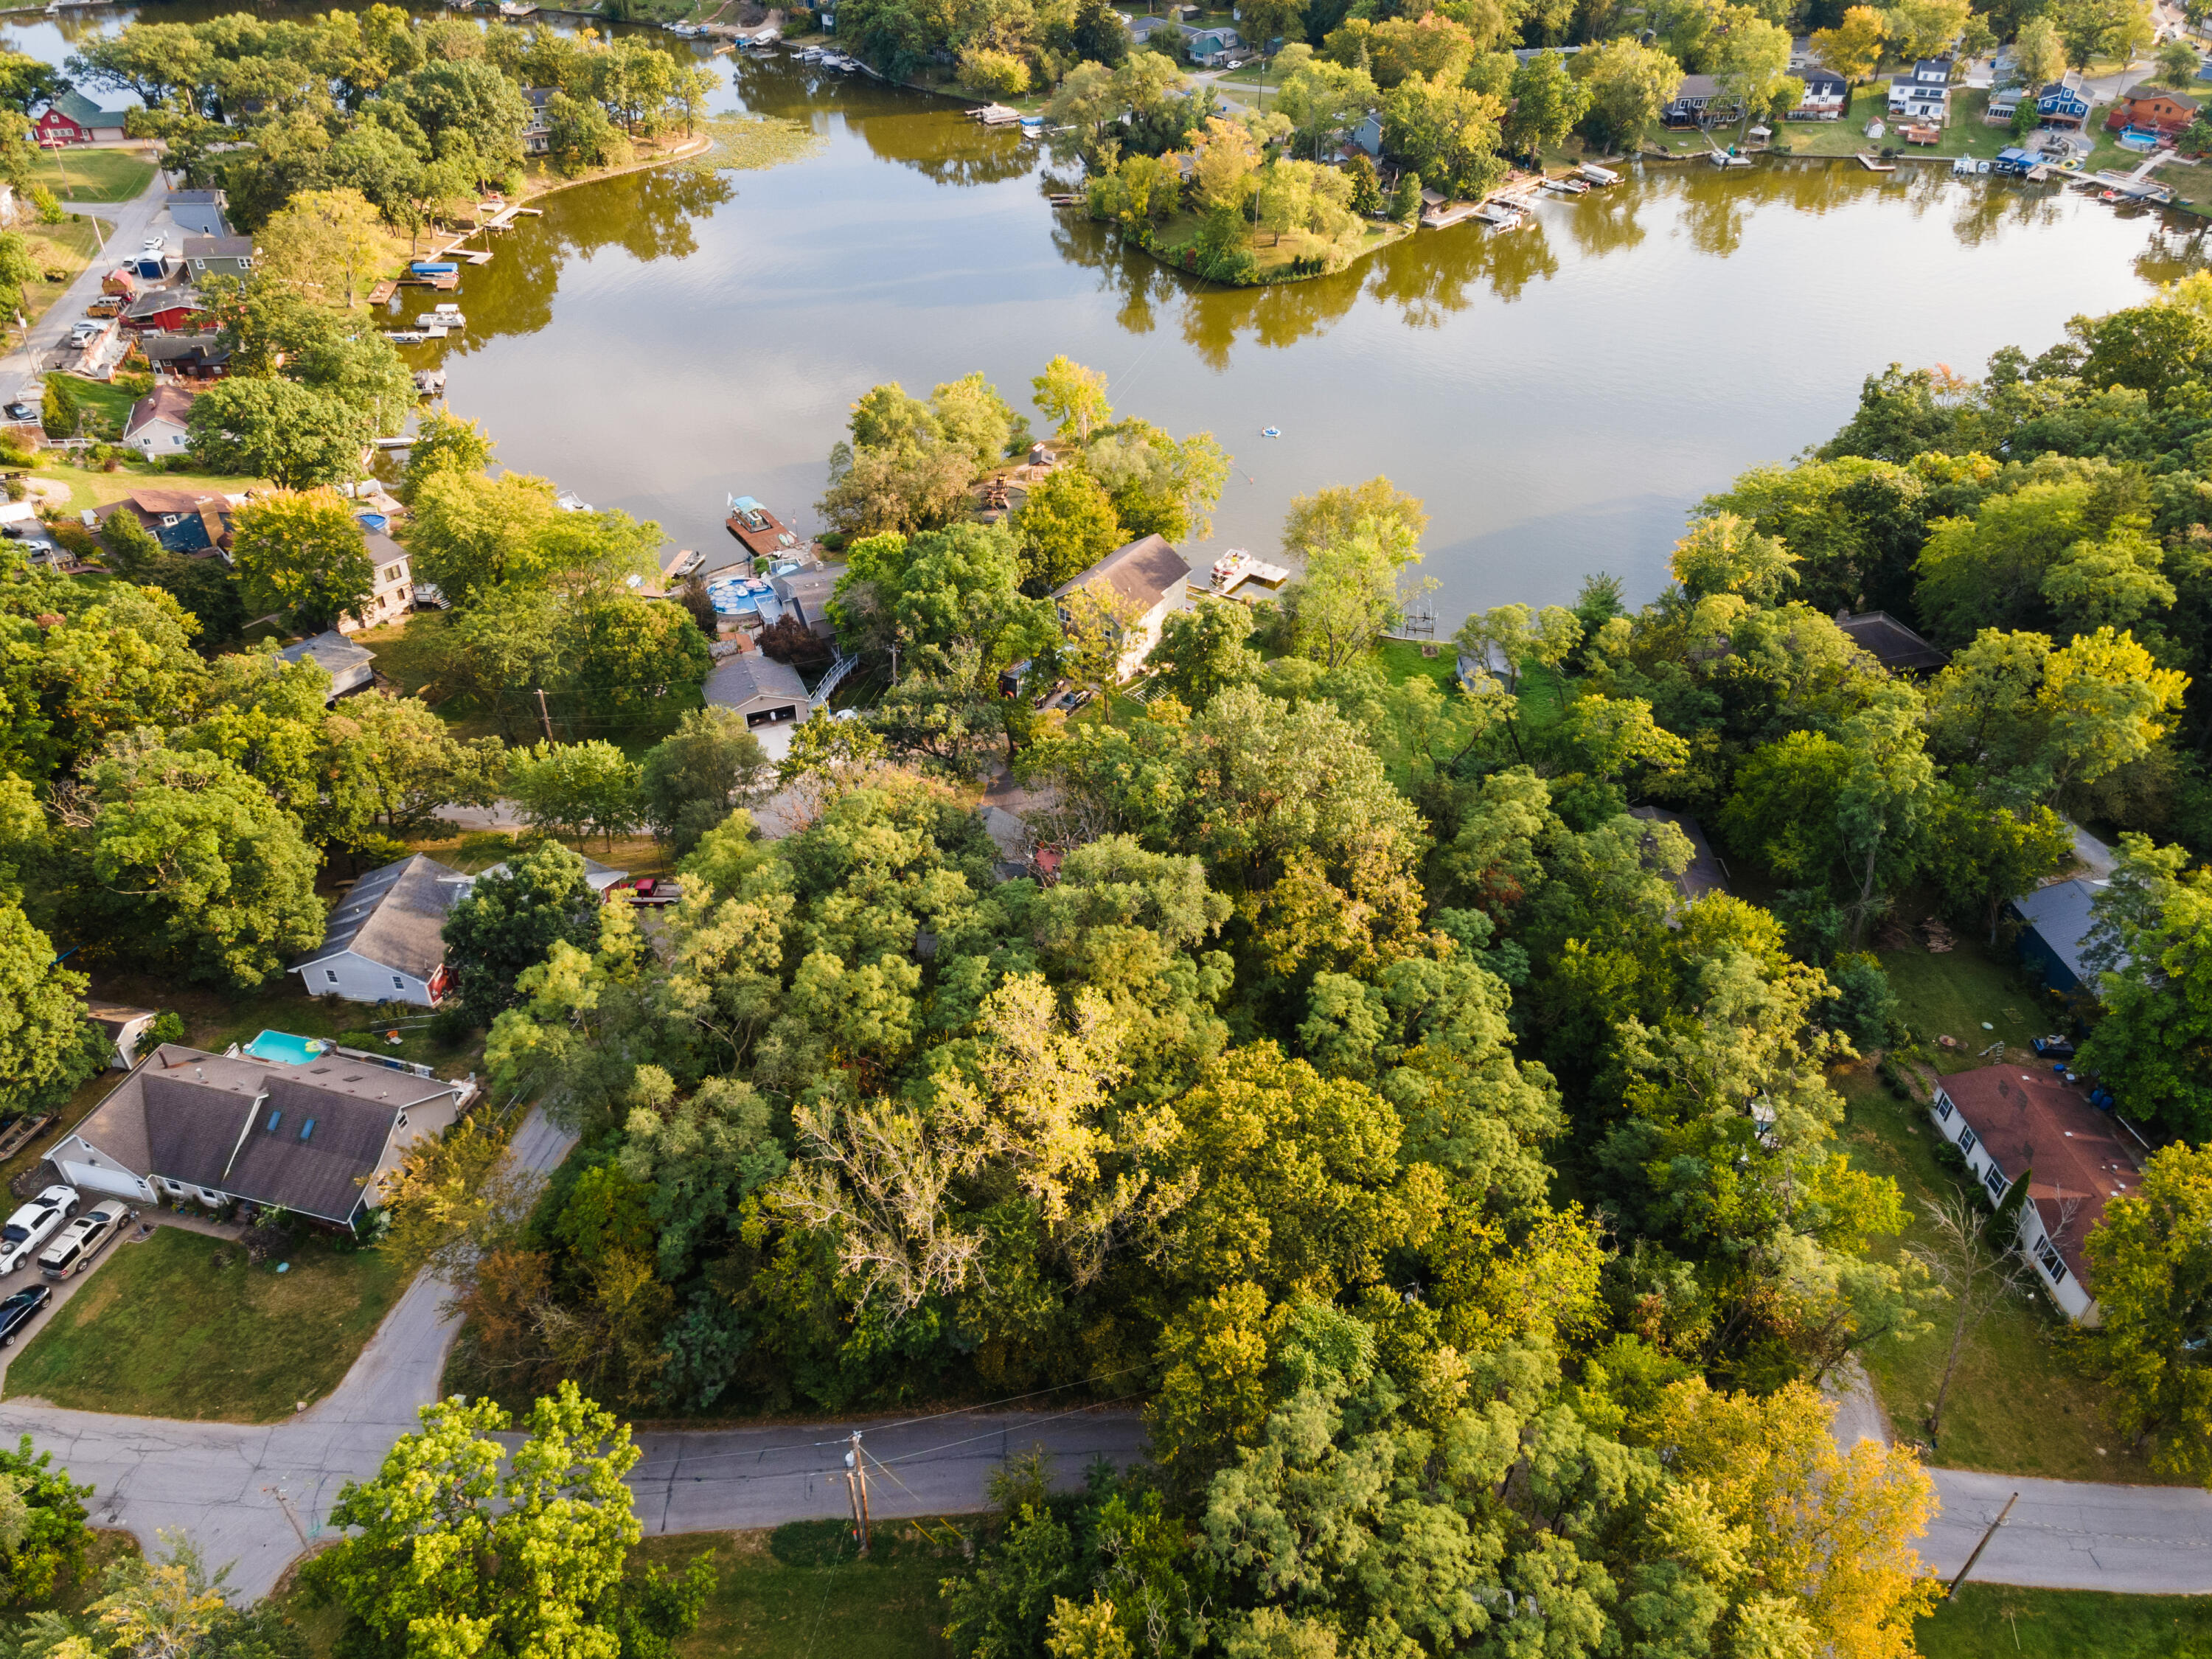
[1857,153,1898,172]
[367,279,397,304]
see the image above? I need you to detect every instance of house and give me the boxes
[1791,67,1848,119]
[1835,610,1947,672]
[84,1002,159,1070]
[1986,83,2023,121]
[351,527,415,633]
[167,189,231,237]
[32,91,132,146]
[44,1041,470,1228]
[121,291,210,334]
[122,384,195,459]
[771,563,842,637]
[1887,58,1952,123]
[1051,533,1191,681]
[2037,72,2092,127]
[140,333,232,383]
[1627,806,1729,902]
[1349,111,1383,156]
[1181,24,1243,64]
[95,489,236,557]
[1663,74,1740,126]
[723,495,806,561]
[279,630,376,700]
[1127,13,1177,44]
[522,86,554,155]
[2106,86,2199,136]
[703,647,813,730]
[2008,876,2122,993]
[467,854,628,894]
[182,234,254,280]
[291,853,466,1006]
[1927,1065,2143,1323]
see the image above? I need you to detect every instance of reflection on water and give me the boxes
[8,9,2199,609]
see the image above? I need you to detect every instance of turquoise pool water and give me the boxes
[245,1030,326,1066]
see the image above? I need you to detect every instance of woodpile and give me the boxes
[1919,917,1955,953]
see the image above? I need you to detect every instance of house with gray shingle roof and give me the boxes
[290,854,470,1006]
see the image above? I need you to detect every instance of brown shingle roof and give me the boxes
[125,384,195,437]
[1937,1065,2141,1285]
[1051,534,1190,612]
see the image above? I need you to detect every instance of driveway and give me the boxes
[1,150,170,408]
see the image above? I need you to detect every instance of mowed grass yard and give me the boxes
[1919,1585,2212,1658]
[29,147,156,204]
[4,1227,410,1422]
[636,1523,958,1659]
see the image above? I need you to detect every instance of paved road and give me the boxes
[0,1106,2200,1599]
[1,149,170,407]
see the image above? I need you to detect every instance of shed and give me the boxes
[704,647,813,730]
[84,1002,158,1070]
[289,854,467,1006]
[182,234,254,279]
[2008,876,2122,992]
[279,630,376,700]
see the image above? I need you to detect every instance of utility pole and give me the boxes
[1947,1491,2018,1599]
[844,1430,870,1555]
[535,686,554,742]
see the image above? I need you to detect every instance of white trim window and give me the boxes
[1958,1127,1978,1155]
[2034,1235,2067,1284]
[1984,1164,2008,1203]
[1934,1092,1953,1121]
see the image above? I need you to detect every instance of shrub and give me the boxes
[28,187,60,225]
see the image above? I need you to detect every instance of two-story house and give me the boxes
[182,234,254,280]
[1886,57,1954,123]
[2107,84,2199,138]
[348,524,417,632]
[1790,67,1848,119]
[2037,71,2092,128]
[521,86,554,154]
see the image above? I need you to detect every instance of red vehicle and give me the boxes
[616,877,685,907]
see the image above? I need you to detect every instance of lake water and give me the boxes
[9,12,2203,611]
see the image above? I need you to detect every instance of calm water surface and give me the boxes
[10,13,2205,608]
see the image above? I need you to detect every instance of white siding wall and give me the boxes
[296,950,437,1007]
[52,1136,154,1203]
[1928,1088,2098,1323]
[1118,597,1175,681]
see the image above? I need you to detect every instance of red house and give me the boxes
[32,92,130,147]
[121,292,210,333]
[2106,87,2201,137]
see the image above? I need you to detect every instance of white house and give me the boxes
[1927,1065,2140,1324]
[84,1002,159,1069]
[1051,533,1192,682]
[122,383,194,458]
[1792,67,1848,119]
[279,630,375,700]
[1888,56,1954,122]
[350,527,415,633]
[290,854,467,1007]
[44,1042,469,1227]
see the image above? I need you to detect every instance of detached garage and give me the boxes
[704,650,812,731]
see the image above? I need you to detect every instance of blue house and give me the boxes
[2037,72,2091,128]
[2008,877,2120,992]
[1350,111,1382,156]
[1180,23,1242,63]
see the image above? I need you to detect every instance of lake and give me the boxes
[7,12,2203,611]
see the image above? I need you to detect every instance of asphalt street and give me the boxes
[2,150,171,408]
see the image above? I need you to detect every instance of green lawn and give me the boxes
[83,964,485,1074]
[30,465,267,514]
[638,1523,959,1659]
[1919,1585,2212,1658]
[4,1228,411,1422]
[49,374,140,441]
[18,218,112,332]
[29,147,156,204]
[1877,933,2059,1065]
[1373,638,1458,689]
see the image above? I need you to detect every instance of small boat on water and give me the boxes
[1260,426,1281,438]
[1543,175,1590,195]
[557,491,594,513]
[419,303,465,330]
[1576,161,1621,186]
[387,329,433,344]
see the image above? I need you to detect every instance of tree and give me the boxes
[1288,514,1425,668]
[230,491,376,633]
[77,745,325,990]
[1148,598,1262,707]
[1453,602,1582,697]
[1281,476,1429,560]
[307,1382,706,1659]
[637,708,770,854]
[0,232,41,324]
[1238,0,1307,75]
[1014,464,1124,593]
[403,468,563,604]
[400,407,495,504]
[2011,16,2067,86]
[441,839,605,1027]
[1809,6,1887,86]
[2084,1142,2212,1481]
[507,741,642,849]
[2051,0,2154,66]
[0,901,106,1116]
[0,1435,91,1603]
[186,378,374,490]
[1276,57,1377,159]
[1572,35,1683,150]
[1907,1191,2048,1451]
[255,187,386,307]
[2154,36,2201,85]
[1503,50,1590,156]
[1711,11,1795,125]
[1883,0,1969,60]
[2077,836,2212,1138]
[1032,355,1112,445]
[1672,512,1798,603]
[1381,73,1506,200]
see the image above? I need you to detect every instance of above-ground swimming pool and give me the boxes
[244,1030,326,1066]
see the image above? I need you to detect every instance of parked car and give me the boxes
[0,1186,77,1274]
[0,1284,51,1346]
[38,1203,124,1281]
[617,877,684,907]
[2031,1034,2077,1061]
[4,403,38,423]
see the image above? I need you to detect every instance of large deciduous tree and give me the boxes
[231,490,378,634]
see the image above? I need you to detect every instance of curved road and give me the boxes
[0,1108,2201,1599]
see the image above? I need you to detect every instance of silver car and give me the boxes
[38,1203,123,1281]
[0,1186,77,1275]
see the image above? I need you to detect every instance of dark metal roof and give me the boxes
[1835,611,1947,672]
